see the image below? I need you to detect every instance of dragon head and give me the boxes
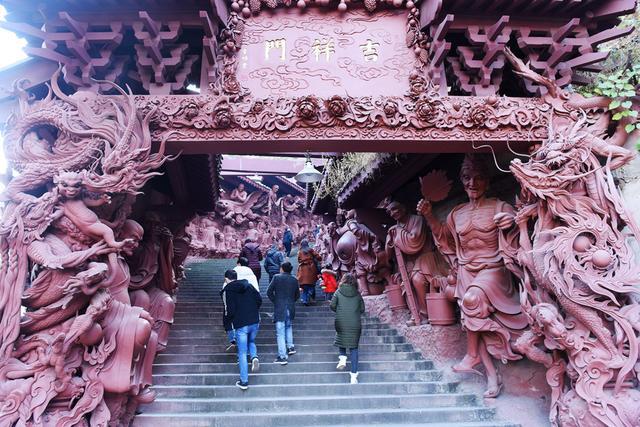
[510,116,593,200]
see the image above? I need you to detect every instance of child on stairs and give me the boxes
[319,265,338,300]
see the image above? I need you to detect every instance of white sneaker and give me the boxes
[336,355,347,370]
[350,372,359,384]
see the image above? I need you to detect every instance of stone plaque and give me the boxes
[237,8,415,98]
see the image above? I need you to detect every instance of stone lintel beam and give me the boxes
[120,92,560,154]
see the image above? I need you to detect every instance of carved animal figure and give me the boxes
[500,112,640,426]
[215,191,262,225]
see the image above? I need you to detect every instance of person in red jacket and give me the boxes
[320,265,338,300]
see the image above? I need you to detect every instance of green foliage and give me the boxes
[315,153,382,200]
[577,7,640,136]
[581,64,640,133]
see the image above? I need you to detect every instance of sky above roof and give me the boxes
[0,6,27,69]
[0,5,27,181]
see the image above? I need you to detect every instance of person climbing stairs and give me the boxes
[133,259,518,427]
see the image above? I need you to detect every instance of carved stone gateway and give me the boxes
[0,0,639,425]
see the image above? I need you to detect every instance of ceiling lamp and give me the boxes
[294,153,323,183]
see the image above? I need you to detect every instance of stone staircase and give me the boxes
[133,259,517,427]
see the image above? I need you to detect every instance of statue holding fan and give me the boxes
[417,154,528,398]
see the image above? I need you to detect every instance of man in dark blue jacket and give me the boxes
[264,243,285,283]
[221,269,262,390]
[266,261,300,364]
[282,227,293,257]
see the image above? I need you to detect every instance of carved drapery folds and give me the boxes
[0,72,177,426]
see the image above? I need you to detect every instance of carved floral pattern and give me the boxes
[296,96,321,120]
[135,90,552,144]
[326,95,348,117]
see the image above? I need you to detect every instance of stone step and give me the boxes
[173,309,364,315]
[163,343,416,354]
[168,323,393,333]
[155,351,426,364]
[173,312,357,319]
[135,259,513,427]
[152,360,434,374]
[141,392,478,413]
[150,381,460,399]
[170,320,384,327]
[165,335,406,346]
[169,329,398,338]
[173,307,339,313]
[152,370,443,386]
[132,406,497,427]
[315,423,519,427]
[167,330,397,339]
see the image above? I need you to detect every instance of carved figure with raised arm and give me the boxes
[54,170,134,251]
[0,70,167,426]
[418,155,528,398]
[267,184,280,217]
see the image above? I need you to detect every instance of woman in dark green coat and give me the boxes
[330,273,365,384]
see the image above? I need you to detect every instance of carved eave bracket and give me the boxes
[131,12,198,94]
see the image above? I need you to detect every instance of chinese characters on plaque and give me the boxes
[360,40,381,62]
[263,37,380,63]
[312,39,335,61]
[265,38,287,61]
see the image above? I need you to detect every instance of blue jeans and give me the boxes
[275,309,294,359]
[340,347,359,373]
[301,284,316,304]
[227,329,236,344]
[236,323,259,383]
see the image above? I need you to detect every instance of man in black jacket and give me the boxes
[266,261,300,365]
[221,269,262,390]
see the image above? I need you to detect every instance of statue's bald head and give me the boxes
[121,219,144,241]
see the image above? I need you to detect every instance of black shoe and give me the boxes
[274,356,288,365]
[225,341,236,352]
[235,381,249,390]
[287,347,297,355]
[251,357,260,372]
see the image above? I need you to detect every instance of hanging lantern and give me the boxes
[294,154,323,183]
